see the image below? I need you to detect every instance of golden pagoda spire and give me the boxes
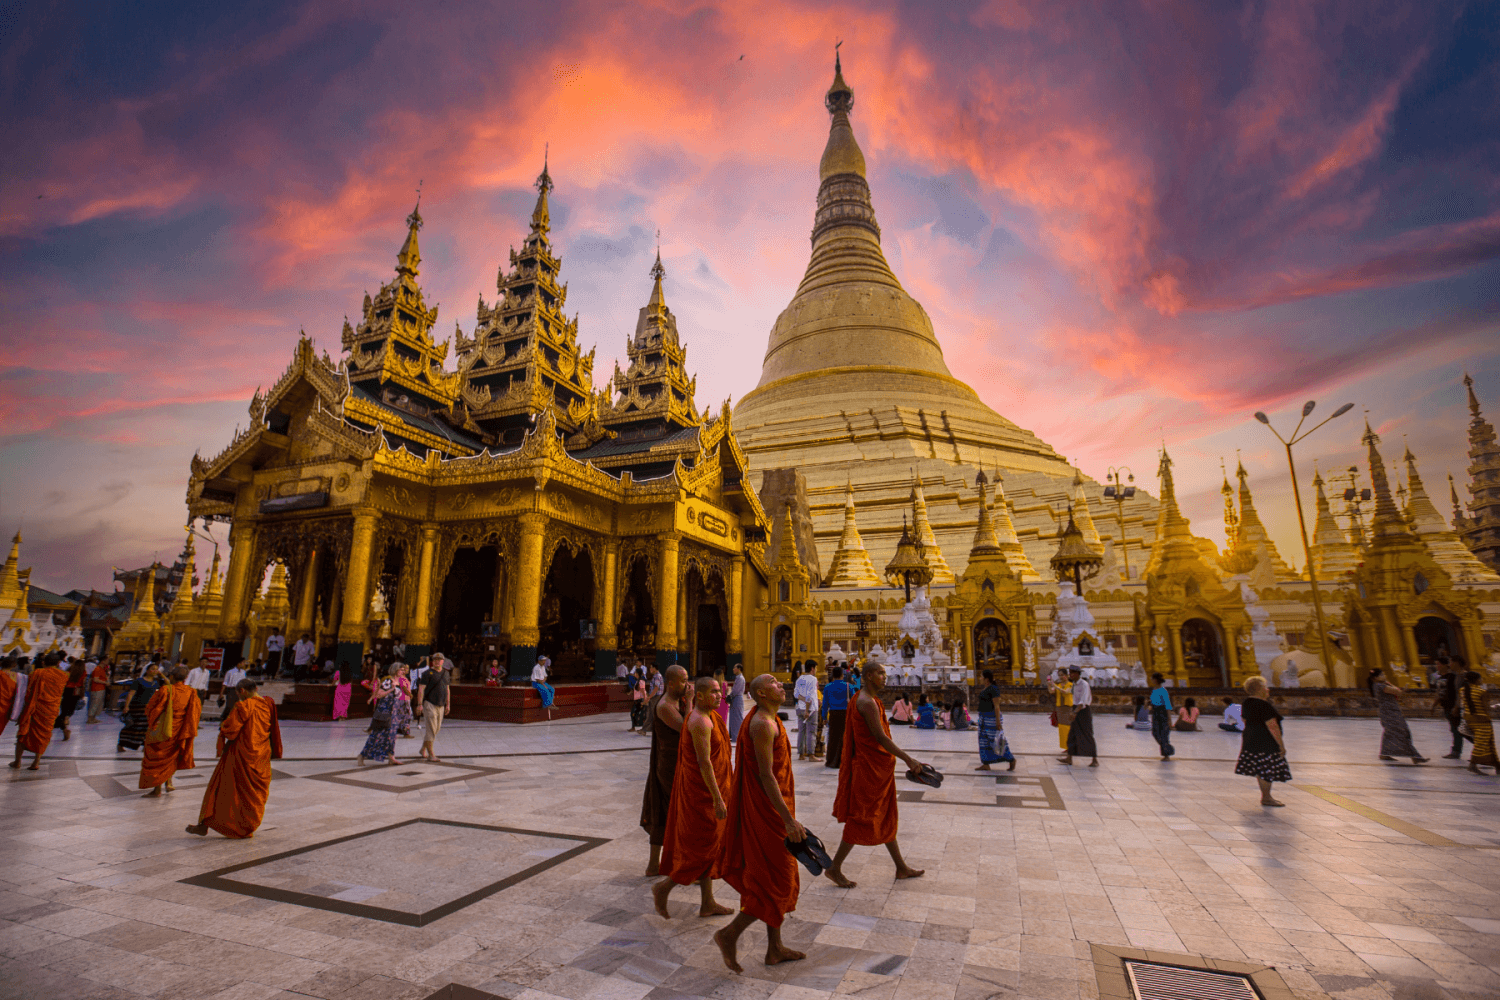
[1402,442,1499,582]
[971,470,1002,555]
[1457,372,1500,571]
[164,525,197,624]
[1449,473,1466,528]
[1157,447,1192,537]
[1309,465,1359,579]
[772,505,810,583]
[1070,468,1103,553]
[1364,420,1412,540]
[1235,458,1296,578]
[1220,460,1239,545]
[647,248,666,315]
[986,471,1039,581]
[395,197,423,277]
[824,480,883,587]
[0,529,24,617]
[530,150,553,239]
[909,475,954,584]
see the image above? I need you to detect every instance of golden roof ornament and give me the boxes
[1363,420,1412,540]
[1050,506,1104,596]
[909,475,954,584]
[884,516,931,599]
[970,470,1002,555]
[824,480,883,587]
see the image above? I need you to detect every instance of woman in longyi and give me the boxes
[139,666,201,796]
[187,679,283,839]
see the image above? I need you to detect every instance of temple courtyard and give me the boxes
[2,712,1498,1000]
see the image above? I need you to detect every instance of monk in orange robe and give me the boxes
[828,662,925,887]
[10,654,68,770]
[654,676,734,918]
[641,665,689,876]
[0,659,18,739]
[714,673,808,974]
[139,666,202,796]
[186,679,282,839]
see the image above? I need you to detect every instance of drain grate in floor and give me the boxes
[1124,961,1261,1000]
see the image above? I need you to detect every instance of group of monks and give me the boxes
[640,661,927,974]
[1,654,281,839]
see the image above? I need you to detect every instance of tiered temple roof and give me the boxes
[1457,374,1500,571]
[456,160,597,443]
[1404,444,1499,584]
[600,252,702,435]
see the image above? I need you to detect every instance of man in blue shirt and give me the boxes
[822,665,852,769]
[1149,672,1175,761]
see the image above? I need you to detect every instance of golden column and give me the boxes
[595,539,620,679]
[1377,607,1402,668]
[1008,620,1022,684]
[1399,618,1421,675]
[726,555,745,670]
[407,524,438,654]
[656,532,680,670]
[218,521,260,641]
[294,547,319,637]
[509,512,547,677]
[336,508,381,666]
[1168,623,1186,683]
[1223,625,1242,684]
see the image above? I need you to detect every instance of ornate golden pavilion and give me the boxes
[182,171,776,679]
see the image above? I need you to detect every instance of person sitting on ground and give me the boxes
[913,694,936,730]
[938,703,951,729]
[1128,695,1151,730]
[950,700,971,731]
[1174,697,1201,732]
[1218,697,1244,732]
[889,694,912,725]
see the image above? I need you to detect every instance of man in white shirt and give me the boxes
[531,657,555,718]
[1219,697,1245,732]
[221,661,248,716]
[265,629,285,678]
[290,633,315,682]
[794,662,821,760]
[1058,666,1098,767]
[185,659,213,705]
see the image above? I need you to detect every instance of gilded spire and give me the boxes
[0,529,25,616]
[1457,372,1500,572]
[1466,371,1482,420]
[772,505,810,583]
[824,480,883,587]
[821,46,863,181]
[1156,447,1191,537]
[1220,460,1239,544]
[1364,420,1411,540]
[1234,458,1296,579]
[1309,466,1359,579]
[1070,468,1103,553]
[970,470,1002,555]
[909,476,954,584]
[648,250,666,314]
[1403,443,1499,582]
[395,198,423,277]
[165,525,197,624]
[530,152,553,238]
[988,471,1040,581]
[1450,473,1465,528]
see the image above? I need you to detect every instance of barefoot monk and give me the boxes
[186,679,282,838]
[653,676,734,919]
[139,665,201,797]
[9,654,67,772]
[714,673,807,974]
[640,665,689,876]
[827,662,926,888]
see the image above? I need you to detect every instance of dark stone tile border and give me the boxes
[180,817,608,927]
[302,759,509,793]
[422,985,509,1000]
[1090,943,1294,1000]
[898,774,1066,810]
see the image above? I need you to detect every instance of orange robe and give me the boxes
[197,696,282,838]
[720,707,799,928]
[138,683,201,788]
[14,666,67,755]
[0,670,16,739]
[660,711,733,885]
[832,696,899,846]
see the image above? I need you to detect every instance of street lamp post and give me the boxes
[1253,400,1355,683]
[1102,467,1136,579]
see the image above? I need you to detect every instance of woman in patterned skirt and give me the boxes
[1367,668,1427,764]
[392,662,414,738]
[1461,671,1498,775]
[116,663,163,753]
[356,673,401,766]
[1234,675,1290,807]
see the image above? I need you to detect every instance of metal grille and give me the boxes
[1124,961,1260,1000]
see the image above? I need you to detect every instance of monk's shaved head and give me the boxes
[665,665,689,695]
[750,673,778,696]
[694,676,718,694]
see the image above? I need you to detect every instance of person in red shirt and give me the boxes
[87,659,112,723]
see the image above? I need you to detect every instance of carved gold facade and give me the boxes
[186,190,778,681]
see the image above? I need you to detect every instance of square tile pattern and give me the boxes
[182,818,606,925]
[2,710,1498,1000]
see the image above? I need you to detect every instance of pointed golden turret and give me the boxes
[395,199,422,277]
[883,516,931,599]
[909,477,954,585]
[195,549,224,635]
[1402,444,1499,583]
[114,562,162,653]
[1220,462,1239,545]
[823,481,883,587]
[1070,469,1104,553]
[1457,373,1500,571]
[1050,507,1103,596]
[970,471,1002,555]
[531,151,553,237]
[988,472,1040,581]
[164,526,197,626]
[1235,460,1297,579]
[0,530,25,617]
[1309,467,1359,580]
[1365,421,1413,541]
[772,506,810,584]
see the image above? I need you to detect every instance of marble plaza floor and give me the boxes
[2,707,1499,1000]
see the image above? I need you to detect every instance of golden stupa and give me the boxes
[734,55,1154,581]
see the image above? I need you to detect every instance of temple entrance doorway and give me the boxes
[684,565,728,677]
[973,618,1011,676]
[437,545,500,671]
[695,605,726,677]
[1181,618,1225,686]
[1414,615,1460,664]
[539,546,595,682]
[774,624,793,674]
[310,544,342,669]
[616,557,657,665]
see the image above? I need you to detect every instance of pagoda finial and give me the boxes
[396,191,423,278]
[1450,472,1465,526]
[827,40,852,115]
[1364,419,1410,539]
[648,237,666,312]
[1465,371,1481,420]
[530,149,554,237]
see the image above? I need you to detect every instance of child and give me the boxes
[1174,697,1201,732]
[1128,695,1151,730]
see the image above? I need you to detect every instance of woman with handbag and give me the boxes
[356,670,402,765]
[393,662,415,737]
[974,669,1015,771]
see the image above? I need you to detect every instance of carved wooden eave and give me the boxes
[264,335,350,418]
